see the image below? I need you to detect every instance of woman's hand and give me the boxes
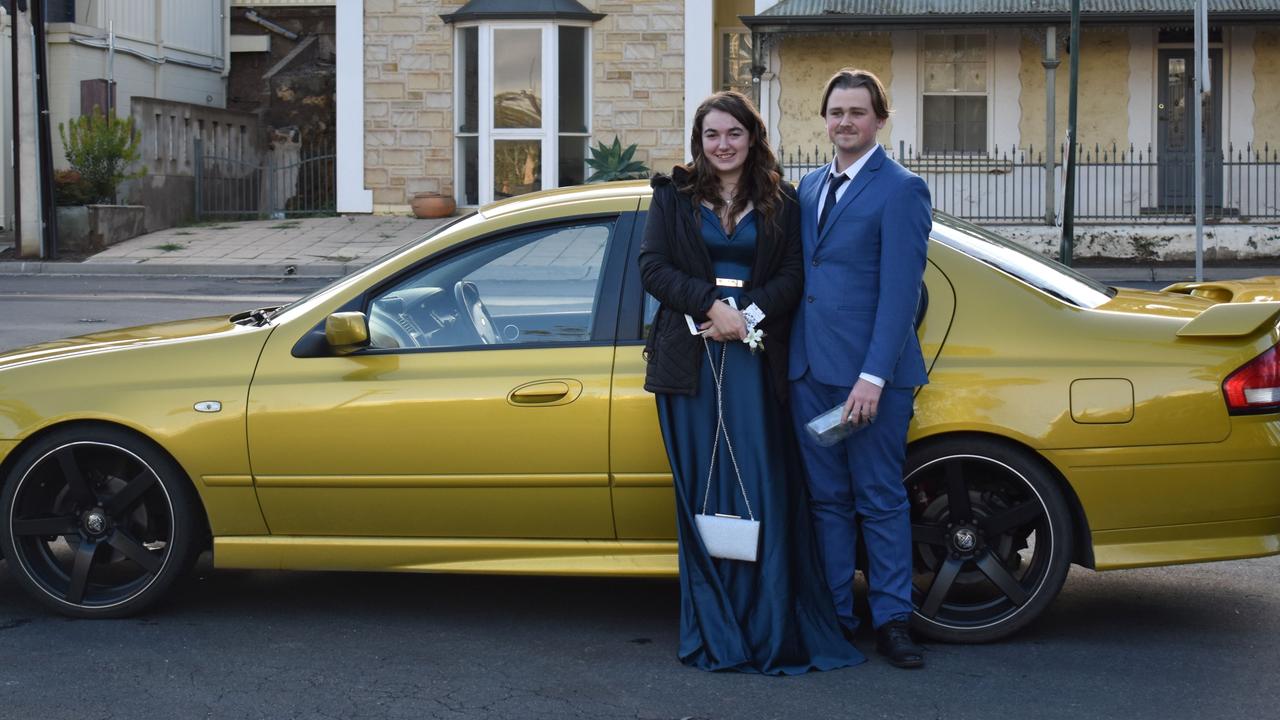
[699,300,747,342]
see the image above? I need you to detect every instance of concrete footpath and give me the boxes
[0,213,1276,283]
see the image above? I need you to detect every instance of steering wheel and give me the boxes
[453,281,500,345]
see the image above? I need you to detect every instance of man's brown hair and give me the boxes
[819,68,891,120]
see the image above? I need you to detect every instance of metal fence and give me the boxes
[778,142,1280,225]
[194,137,336,220]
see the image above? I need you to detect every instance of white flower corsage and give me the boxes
[743,327,765,353]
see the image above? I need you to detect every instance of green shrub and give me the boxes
[58,106,146,204]
[585,136,650,183]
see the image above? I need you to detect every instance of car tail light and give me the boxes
[1223,344,1280,414]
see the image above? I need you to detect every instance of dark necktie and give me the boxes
[817,173,848,235]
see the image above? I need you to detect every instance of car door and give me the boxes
[246,213,635,539]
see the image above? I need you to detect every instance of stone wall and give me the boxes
[364,0,461,210]
[776,32,894,152]
[591,1,685,176]
[1255,30,1280,146]
[1018,28,1129,159]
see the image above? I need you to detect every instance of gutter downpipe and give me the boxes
[1059,0,1081,266]
[32,0,57,257]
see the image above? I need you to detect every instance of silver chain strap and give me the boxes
[699,337,755,521]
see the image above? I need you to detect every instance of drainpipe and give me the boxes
[1060,0,1081,266]
[1042,26,1059,226]
[33,0,58,257]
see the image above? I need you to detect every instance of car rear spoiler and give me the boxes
[1162,277,1280,304]
[1176,301,1280,338]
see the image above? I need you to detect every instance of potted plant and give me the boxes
[57,107,148,251]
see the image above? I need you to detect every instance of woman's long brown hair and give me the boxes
[679,91,783,236]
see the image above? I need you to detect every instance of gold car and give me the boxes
[1,182,1278,643]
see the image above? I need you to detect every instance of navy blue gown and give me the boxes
[655,207,865,674]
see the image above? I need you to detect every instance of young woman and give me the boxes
[639,92,864,674]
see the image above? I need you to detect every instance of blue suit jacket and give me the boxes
[788,145,932,389]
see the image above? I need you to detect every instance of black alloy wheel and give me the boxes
[905,437,1073,643]
[0,426,200,618]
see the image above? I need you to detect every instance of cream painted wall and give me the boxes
[1228,27,1256,150]
[992,28,1022,152]
[888,31,917,154]
[1254,30,1280,146]
[776,32,894,152]
[1126,27,1154,153]
[1019,28,1130,159]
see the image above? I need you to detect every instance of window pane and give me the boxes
[368,221,613,350]
[459,136,479,206]
[721,32,753,94]
[958,97,987,153]
[494,28,542,129]
[559,136,587,186]
[922,95,956,153]
[459,27,479,133]
[923,62,955,93]
[494,139,542,199]
[559,27,588,133]
[923,96,987,154]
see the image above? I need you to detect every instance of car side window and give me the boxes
[367,220,612,350]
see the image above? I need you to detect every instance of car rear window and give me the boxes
[932,216,1115,309]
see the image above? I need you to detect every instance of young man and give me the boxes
[788,68,932,669]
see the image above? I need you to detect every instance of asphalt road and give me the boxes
[0,274,1277,719]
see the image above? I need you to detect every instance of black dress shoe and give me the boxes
[875,620,924,669]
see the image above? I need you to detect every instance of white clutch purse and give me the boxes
[695,513,761,562]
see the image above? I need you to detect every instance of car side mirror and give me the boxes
[324,312,370,354]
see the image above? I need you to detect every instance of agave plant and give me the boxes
[585,136,650,183]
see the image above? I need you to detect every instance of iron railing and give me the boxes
[778,142,1280,225]
[194,137,336,220]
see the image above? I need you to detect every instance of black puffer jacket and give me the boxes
[639,168,804,404]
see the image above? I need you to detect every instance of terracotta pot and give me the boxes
[410,192,456,219]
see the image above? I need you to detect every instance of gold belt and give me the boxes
[715,277,745,288]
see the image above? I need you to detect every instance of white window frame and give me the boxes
[917,30,993,156]
[454,20,593,207]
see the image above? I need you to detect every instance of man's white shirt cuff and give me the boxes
[859,372,885,388]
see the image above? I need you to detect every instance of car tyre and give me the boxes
[905,436,1073,643]
[0,425,201,618]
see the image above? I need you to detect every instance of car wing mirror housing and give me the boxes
[325,312,371,354]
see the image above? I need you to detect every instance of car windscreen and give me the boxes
[932,215,1115,309]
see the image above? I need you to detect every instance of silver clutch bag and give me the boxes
[695,513,761,563]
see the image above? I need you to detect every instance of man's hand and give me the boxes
[699,300,747,342]
[842,378,882,425]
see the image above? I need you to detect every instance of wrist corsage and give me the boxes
[743,327,765,353]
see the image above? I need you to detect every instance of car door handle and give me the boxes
[508,380,582,406]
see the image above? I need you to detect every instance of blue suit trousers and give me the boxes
[790,371,915,631]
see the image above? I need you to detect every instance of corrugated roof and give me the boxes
[758,0,1280,15]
